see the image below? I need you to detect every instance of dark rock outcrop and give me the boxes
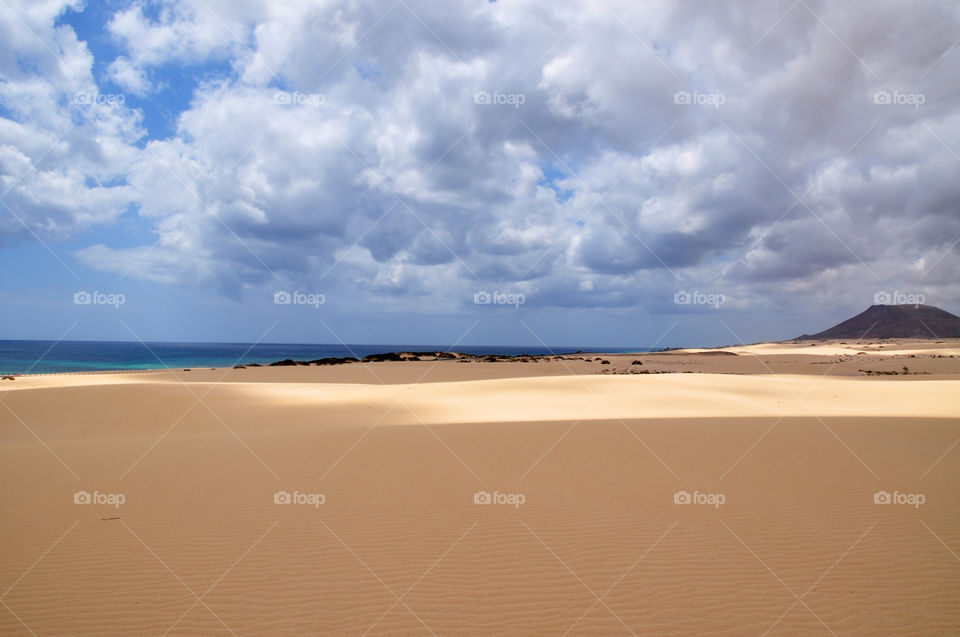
[307,357,360,365]
[361,352,404,362]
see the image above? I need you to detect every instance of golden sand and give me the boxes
[1,340,958,635]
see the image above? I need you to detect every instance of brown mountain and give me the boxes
[794,304,960,340]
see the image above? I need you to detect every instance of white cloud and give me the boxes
[2,0,959,316]
[107,56,150,95]
[0,0,141,240]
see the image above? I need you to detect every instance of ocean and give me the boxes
[0,340,654,375]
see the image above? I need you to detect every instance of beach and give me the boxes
[1,340,959,635]
[5,0,958,632]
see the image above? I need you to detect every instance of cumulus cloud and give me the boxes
[2,0,959,315]
[0,0,140,241]
[106,56,151,96]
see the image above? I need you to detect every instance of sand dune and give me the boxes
[1,347,958,635]
[218,373,960,422]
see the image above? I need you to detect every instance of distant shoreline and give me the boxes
[1,349,658,377]
[0,341,658,376]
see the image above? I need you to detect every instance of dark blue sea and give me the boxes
[0,341,654,375]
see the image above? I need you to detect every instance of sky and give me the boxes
[0,0,958,348]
